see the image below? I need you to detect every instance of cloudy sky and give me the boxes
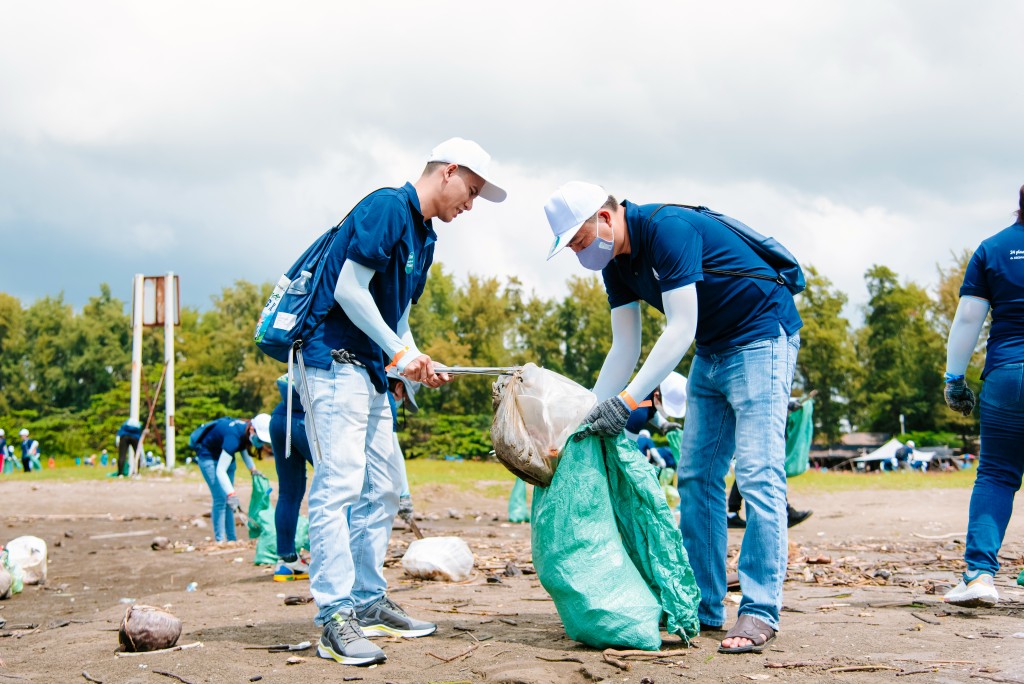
[1,1,1021,323]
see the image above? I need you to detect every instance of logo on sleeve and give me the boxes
[652,268,660,281]
[1011,249,1024,261]
[405,252,415,274]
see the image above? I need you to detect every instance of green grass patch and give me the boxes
[406,459,516,498]
[786,467,977,493]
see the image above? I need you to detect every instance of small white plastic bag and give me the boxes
[401,536,475,582]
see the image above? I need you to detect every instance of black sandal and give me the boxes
[718,614,777,654]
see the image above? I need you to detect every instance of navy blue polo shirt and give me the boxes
[960,223,1024,378]
[271,376,305,418]
[196,418,250,458]
[603,201,802,356]
[117,422,143,440]
[302,183,436,393]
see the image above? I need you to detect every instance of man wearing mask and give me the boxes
[544,182,801,654]
[293,138,506,667]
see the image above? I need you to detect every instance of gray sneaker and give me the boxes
[317,611,387,666]
[356,595,437,638]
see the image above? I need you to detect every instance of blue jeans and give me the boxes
[965,363,1024,576]
[297,362,401,625]
[678,331,799,630]
[270,411,313,559]
[197,452,237,542]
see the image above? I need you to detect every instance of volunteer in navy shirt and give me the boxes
[291,138,506,667]
[193,416,267,543]
[543,181,802,653]
[941,184,1024,608]
[269,376,313,582]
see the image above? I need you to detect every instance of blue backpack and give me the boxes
[254,189,387,363]
[646,204,805,295]
[187,420,218,451]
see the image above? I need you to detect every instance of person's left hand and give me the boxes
[574,396,631,441]
[944,377,976,416]
[402,354,453,388]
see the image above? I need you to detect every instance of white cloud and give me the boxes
[0,0,1021,320]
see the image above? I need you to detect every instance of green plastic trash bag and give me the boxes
[785,399,814,478]
[253,509,278,565]
[659,467,680,510]
[0,548,23,596]
[248,472,273,539]
[253,510,310,565]
[508,478,530,523]
[532,432,700,650]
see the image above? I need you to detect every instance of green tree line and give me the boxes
[0,253,983,462]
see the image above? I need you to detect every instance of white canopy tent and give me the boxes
[853,437,935,465]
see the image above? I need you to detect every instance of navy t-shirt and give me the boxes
[960,223,1024,377]
[196,418,250,458]
[271,376,305,418]
[302,183,436,393]
[603,201,802,356]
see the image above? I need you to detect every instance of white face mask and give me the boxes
[576,217,614,271]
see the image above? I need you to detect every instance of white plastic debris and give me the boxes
[6,536,47,585]
[401,536,474,582]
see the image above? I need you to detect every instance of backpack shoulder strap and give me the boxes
[642,203,786,287]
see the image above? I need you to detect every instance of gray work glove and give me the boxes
[398,495,414,523]
[226,494,242,512]
[944,377,976,416]
[661,421,683,434]
[574,396,631,441]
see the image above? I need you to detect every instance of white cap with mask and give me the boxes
[545,181,609,260]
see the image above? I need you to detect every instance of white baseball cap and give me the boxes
[19,428,29,437]
[386,367,420,413]
[0,428,4,436]
[545,181,609,260]
[660,372,688,418]
[251,414,272,444]
[906,440,915,448]
[428,137,506,203]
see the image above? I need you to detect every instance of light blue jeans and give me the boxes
[197,452,237,542]
[964,363,1024,576]
[678,331,799,630]
[298,362,401,625]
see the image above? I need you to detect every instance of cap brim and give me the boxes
[479,179,506,203]
[662,399,686,418]
[401,378,420,413]
[547,222,584,260]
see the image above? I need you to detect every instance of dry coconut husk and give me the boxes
[118,604,182,652]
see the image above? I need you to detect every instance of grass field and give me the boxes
[1,456,978,494]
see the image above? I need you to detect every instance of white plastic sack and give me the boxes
[491,363,596,487]
[401,536,474,582]
[6,536,47,585]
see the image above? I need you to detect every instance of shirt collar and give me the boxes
[401,182,436,240]
[621,199,644,264]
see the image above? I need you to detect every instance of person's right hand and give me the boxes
[402,354,452,388]
[944,377,976,416]
[661,421,683,434]
[226,493,242,512]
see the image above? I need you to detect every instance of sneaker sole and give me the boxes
[944,595,997,608]
[273,573,309,582]
[360,623,437,639]
[317,643,386,666]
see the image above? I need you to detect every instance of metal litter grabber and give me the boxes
[433,365,520,376]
